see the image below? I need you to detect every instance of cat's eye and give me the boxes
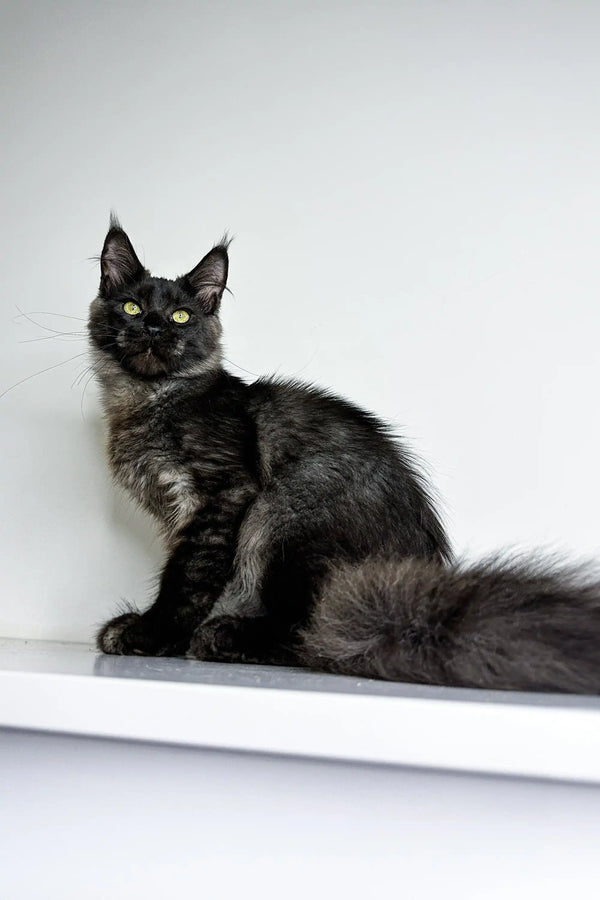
[172,309,190,324]
[123,301,142,316]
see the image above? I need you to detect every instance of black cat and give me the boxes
[90,216,600,693]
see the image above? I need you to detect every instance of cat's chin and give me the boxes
[126,349,171,377]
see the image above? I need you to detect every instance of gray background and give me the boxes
[1,0,599,641]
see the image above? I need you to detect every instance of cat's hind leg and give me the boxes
[188,495,296,665]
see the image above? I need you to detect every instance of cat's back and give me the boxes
[247,376,449,560]
[247,375,401,481]
[250,375,390,441]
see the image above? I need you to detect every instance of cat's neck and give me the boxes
[92,349,224,420]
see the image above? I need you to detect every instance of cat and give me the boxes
[90,215,600,693]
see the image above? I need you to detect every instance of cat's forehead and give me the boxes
[129,276,188,308]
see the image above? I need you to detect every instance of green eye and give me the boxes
[123,301,141,316]
[172,309,190,324]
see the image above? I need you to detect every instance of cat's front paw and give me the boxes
[97,612,157,656]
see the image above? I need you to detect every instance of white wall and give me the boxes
[1,0,599,642]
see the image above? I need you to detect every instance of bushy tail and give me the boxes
[299,555,600,693]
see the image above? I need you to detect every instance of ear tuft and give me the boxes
[100,215,144,295]
[108,209,122,231]
[182,238,231,314]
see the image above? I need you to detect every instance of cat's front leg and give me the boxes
[97,494,248,657]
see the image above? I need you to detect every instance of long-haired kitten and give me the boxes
[90,217,600,693]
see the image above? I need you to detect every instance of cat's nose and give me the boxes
[144,311,163,338]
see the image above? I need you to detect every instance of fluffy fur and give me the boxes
[90,219,600,694]
[301,555,600,692]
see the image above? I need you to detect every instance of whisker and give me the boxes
[223,356,260,377]
[72,341,120,387]
[0,352,89,402]
[74,359,102,388]
[80,357,111,418]
[73,357,104,389]
[19,334,85,344]
[289,348,318,378]
[18,311,87,322]
[79,348,128,420]
[72,364,94,388]
[14,306,78,336]
[80,364,103,418]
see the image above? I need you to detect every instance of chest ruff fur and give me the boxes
[101,376,202,535]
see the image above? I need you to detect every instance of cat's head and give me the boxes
[89,216,229,379]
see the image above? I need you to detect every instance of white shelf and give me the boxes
[2,637,600,783]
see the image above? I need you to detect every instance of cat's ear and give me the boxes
[100,214,145,295]
[182,241,230,314]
